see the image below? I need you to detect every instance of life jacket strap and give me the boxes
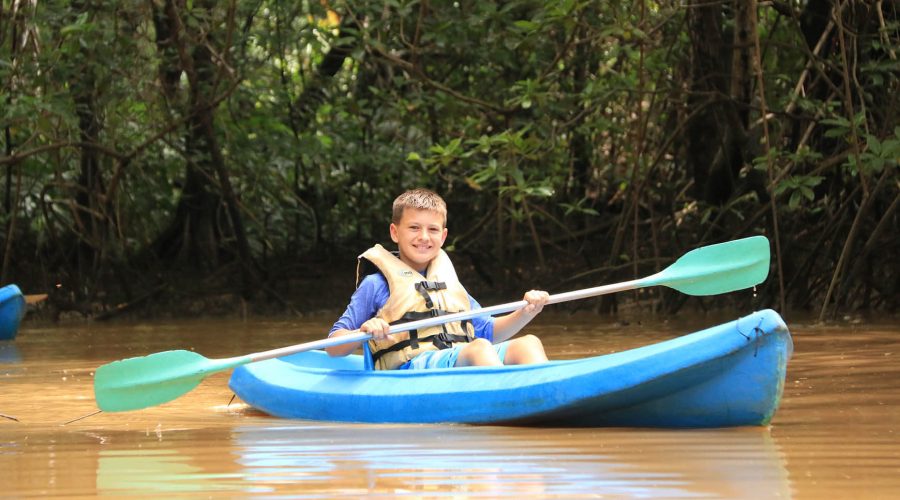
[398,309,452,320]
[418,280,447,291]
[414,281,447,309]
[431,329,472,350]
[370,313,473,364]
[370,333,438,363]
[388,309,449,349]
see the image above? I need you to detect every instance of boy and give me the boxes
[327,188,550,370]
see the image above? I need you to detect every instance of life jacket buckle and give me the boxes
[432,332,453,350]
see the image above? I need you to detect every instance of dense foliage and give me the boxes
[1,0,897,319]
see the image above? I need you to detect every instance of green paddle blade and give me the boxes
[643,236,770,295]
[94,350,247,412]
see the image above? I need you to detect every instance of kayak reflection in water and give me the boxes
[326,188,549,370]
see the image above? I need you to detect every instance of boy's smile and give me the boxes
[390,208,448,272]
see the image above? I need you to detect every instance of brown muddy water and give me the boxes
[1,311,899,498]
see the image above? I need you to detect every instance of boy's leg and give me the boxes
[403,339,504,369]
[402,337,544,369]
[501,335,548,365]
[403,346,460,369]
[454,338,503,367]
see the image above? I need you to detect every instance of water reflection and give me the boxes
[235,422,787,497]
[97,449,242,494]
[81,420,792,497]
[0,341,20,364]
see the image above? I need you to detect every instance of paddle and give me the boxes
[94,235,770,412]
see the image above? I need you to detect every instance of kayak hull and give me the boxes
[0,285,26,341]
[229,309,792,427]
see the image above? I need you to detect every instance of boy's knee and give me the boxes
[505,335,548,364]
[511,335,543,351]
[520,334,543,347]
[469,337,493,350]
[456,338,501,366]
[463,338,496,358]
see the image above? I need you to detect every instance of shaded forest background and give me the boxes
[1,0,897,322]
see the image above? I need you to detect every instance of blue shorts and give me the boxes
[399,341,512,370]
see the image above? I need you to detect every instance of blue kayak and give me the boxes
[229,309,792,427]
[0,284,26,340]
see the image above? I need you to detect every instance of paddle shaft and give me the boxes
[239,276,647,364]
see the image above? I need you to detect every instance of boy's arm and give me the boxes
[491,290,549,343]
[326,319,391,356]
[325,274,390,357]
[325,329,361,357]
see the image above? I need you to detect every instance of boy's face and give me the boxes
[390,208,447,272]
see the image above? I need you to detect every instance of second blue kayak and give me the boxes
[0,284,26,340]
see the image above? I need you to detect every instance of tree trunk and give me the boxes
[72,82,105,284]
[67,1,109,298]
[684,0,747,207]
[150,0,256,296]
[730,0,756,126]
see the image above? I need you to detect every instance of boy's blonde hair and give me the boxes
[392,188,447,225]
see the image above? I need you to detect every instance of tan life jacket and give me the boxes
[357,244,475,370]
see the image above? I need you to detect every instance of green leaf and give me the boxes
[824,128,847,139]
[866,135,882,155]
[800,186,814,201]
[513,20,540,32]
[789,191,802,210]
[510,169,525,187]
[802,176,824,187]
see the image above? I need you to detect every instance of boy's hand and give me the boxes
[361,318,392,339]
[522,290,550,316]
